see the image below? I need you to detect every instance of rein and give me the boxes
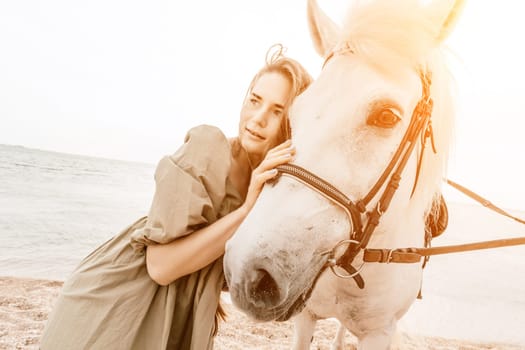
[363,179,525,264]
[363,236,525,263]
[446,179,525,225]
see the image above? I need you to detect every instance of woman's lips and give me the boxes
[246,127,265,140]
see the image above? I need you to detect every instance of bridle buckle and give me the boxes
[386,249,394,264]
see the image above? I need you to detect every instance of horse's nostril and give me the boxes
[250,269,280,306]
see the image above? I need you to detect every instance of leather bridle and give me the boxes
[274,49,525,289]
[275,50,435,289]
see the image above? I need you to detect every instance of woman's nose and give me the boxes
[251,108,267,127]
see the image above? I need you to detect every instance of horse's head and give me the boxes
[224,0,463,322]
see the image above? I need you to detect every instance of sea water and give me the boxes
[0,144,155,280]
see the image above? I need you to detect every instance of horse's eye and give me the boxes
[367,108,401,128]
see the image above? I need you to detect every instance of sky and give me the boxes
[0,0,524,210]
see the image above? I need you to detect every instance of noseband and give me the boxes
[275,58,434,289]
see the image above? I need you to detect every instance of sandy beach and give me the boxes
[1,276,524,350]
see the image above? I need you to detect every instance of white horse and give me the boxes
[224,0,464,349]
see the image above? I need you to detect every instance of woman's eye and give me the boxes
[273,109,283,117]
[367,108,401,128]
[250,98,260,106]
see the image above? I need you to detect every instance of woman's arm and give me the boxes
[146,205,249,286]
[146,140,295,286]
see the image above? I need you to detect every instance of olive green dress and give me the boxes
[40,125,243,350]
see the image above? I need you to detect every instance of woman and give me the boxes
[40,44,312,350]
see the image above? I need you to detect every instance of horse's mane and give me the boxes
[341,0,457,213]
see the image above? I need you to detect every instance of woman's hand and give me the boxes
[242,139,295,212]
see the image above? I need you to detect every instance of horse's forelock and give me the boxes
[341,0,438,74]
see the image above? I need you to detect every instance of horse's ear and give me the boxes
[427,0,467,43]
[307,0,340,57]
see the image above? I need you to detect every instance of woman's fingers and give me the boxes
[259,152,294,171]
[244,168,281,211]
[265,140,293,157]
[252,168,279,185]
[243,141,295,211]
[268,146,296,159]
[257,141,295,172]
[268,139,292,153]
[250,139,295,188]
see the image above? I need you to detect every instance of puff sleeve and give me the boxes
[130,125,231,252]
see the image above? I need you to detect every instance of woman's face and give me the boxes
[239,72,292,161]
